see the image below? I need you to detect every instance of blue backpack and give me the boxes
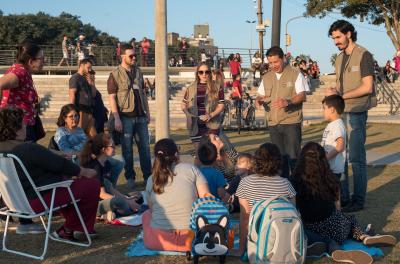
[189,196,230,264]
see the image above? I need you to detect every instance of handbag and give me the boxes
[33,115,46,141]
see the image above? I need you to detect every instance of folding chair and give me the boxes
[0,153,91,260]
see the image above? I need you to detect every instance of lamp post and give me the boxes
[246,20,256,50]
[285,15,304,53]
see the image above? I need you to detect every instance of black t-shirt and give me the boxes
[69,73,94,113]
[85,159,112,187]
[292,181,336,224]
[339,51,374,94]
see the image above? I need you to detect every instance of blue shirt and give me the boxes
[199,166,227,199]
[54,126,87,153]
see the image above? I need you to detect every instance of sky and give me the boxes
[0,0,395,73]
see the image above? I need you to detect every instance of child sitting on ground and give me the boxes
[234,143,296,256]
[197,141,228,200]
[80,133,140,221]
[320,94,346,209]
[224,153,253,212]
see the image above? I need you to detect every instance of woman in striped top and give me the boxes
[181,63,225,145]
[234,143,296,256]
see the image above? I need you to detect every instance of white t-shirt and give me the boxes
[257,72,310,96]
[321,119,346,174]
[252,57,262,64]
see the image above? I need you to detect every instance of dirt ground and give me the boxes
[1,124,399,263]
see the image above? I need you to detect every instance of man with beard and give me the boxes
[327,20,376,212]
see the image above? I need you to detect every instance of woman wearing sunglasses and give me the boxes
[181,62,225,147]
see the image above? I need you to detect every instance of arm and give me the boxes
[326,137,345,160]
[238,198,251,255]
[109,93,122,132]
[99,186,114,200]
[271,91,306,109]
[0,73,19,92]
[69,88,77,104]
[217,187,228,202]
[208,103,224,120]
[342,75,374,100]
[197,183,210,198]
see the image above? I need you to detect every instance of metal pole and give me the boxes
[285,16,304,53]
[155,0,170,140]
[271,0,282,47]
[257,0,264,59]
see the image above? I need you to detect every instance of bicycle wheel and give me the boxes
[245,106,255,129]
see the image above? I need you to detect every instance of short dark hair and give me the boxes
[197,142,218,166]
[57,104,79,127]
[253,143,282,176]
[79,58,93,66]
[266,46,284,59]
[15,40,42,66]
[121,43,135,55]
[328,20,357,42]
[322,94,345,114]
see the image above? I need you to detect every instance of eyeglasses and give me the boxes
[198,70,211,75]
[66,114,79,119]
[128,55,136,59]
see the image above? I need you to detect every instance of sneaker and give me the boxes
[364,224,376,236]
[0,219,17,231]
[16,223,45,234]
[126,178,135,191]
[307,242,327,256]
[342,202,364,213]
[363,235,397,247]
[332,250,373,264]
[73,230,98,241]
[52,226,75,242]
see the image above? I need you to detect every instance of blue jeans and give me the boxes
[342,112,368,206]
[121,115,152,182]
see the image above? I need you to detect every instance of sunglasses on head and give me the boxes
[198,70,211,75]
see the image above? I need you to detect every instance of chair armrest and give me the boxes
[36,180,73,192]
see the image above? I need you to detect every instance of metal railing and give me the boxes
[0,45,262,68]
[375,73,400,115]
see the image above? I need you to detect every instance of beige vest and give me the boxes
[111,65,148,114]
[262,65,303,126]
[335,44,377,112]
[185,81,222,136]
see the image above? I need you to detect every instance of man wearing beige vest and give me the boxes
[327,20,376,212]
[257,46,309,178]
[108,44,151,191]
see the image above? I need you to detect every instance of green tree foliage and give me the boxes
[0,11,119,46]
[330,53,338,66]
[305,0,400,51]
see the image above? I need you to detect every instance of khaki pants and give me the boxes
[79,111,97,138]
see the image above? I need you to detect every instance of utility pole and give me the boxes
[271,0,282,47]
[257,0,264,59]
[155,0,170,140]
[285,16,304,53]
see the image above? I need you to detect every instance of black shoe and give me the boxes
[307,242,327,256]
[340,200,351,208]
[342,202,364,213]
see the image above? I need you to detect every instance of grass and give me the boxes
[1,123,400,263]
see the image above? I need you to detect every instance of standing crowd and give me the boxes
[0,19,397,264]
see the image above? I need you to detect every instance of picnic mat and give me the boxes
[125,219,384,258]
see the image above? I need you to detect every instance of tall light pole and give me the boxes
[155,0,170,140]
[271,0,282,47]
[246,20,256,50]
[285,15,304,53]
[256,0,264,59]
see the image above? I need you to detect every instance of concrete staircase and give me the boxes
[32,74,399,131]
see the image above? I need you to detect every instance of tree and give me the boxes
[330,53,338,66]
[305,0,400,50]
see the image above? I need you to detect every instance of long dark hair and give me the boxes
[0,107,24,142]
[253,143,282,176]
[56,104,79,127]
[152,138,179,194]
[80,133,112,166]
[291,142,339,201]
[16,41,42,66]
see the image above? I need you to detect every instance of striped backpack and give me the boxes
[189,196,230,263]
[247,196,306,264]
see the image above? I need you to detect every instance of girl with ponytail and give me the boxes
[81,133,140,221]
[291,142,396,261]
[143,138,210,252]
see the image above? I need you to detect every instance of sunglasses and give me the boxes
[66,114,79,119]
[128,55,137,59]
[198,70,211,75]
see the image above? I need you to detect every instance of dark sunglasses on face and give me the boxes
[198,70,211,75]
[128,55,137,59]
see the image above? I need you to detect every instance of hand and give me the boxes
[199,114,211,122]
[326,87,338,96]
[186,115,192,129]
[271,97,288,109]
[114,117,123,132]
[146,113,151,124]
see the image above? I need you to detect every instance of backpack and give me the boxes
[189,196,230,264]
[247,196,306,264]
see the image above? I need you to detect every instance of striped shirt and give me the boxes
[236,174,296,206]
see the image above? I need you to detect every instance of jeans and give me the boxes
[269,123,302,178]
[107,155,125,187]
[342,112,368,206]
[120,115,152,183]
[97,180,133,216]
[305,229,340,254]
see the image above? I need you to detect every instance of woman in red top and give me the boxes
[0,41,44,142]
